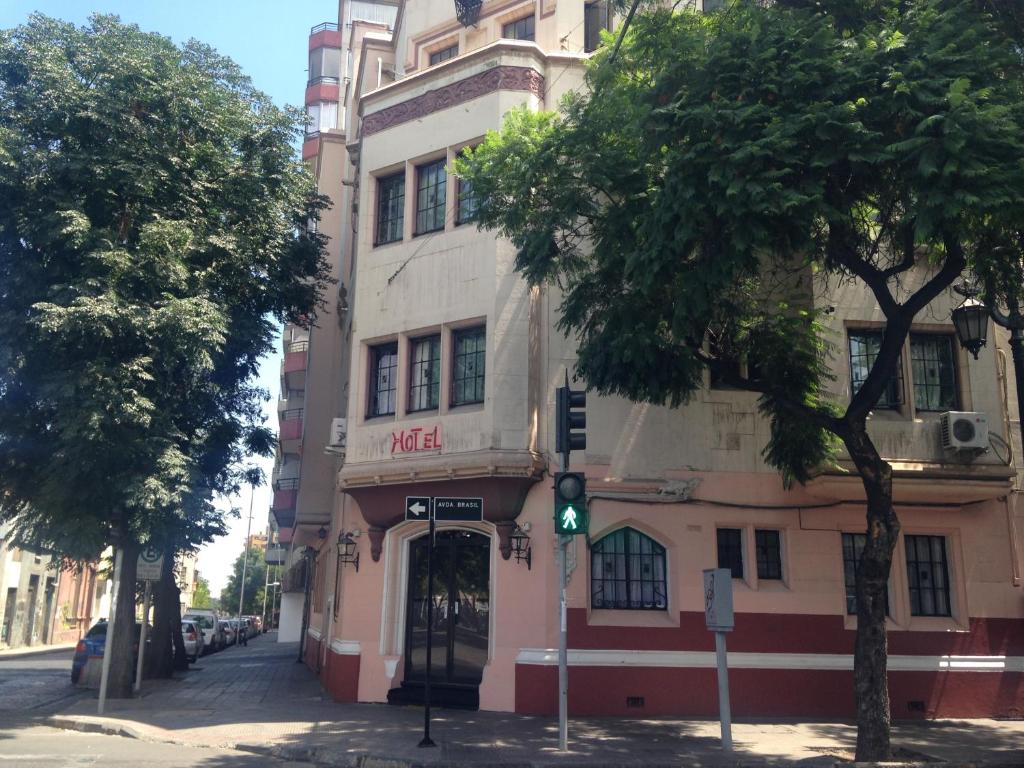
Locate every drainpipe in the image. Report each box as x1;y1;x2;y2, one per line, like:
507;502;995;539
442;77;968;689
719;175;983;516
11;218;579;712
297;548;313;664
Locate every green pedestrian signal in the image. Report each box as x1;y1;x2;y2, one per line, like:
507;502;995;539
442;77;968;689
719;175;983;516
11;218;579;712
554;472;587;535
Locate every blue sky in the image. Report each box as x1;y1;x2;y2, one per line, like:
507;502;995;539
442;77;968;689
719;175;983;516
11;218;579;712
1;1;332;596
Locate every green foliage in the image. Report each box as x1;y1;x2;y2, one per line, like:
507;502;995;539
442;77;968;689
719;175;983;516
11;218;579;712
191;576;213;609
220;545;268;617
0;14;331;559
458;0;1024;483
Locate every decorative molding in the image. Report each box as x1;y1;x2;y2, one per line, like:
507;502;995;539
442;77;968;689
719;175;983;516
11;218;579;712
330;639;361;655
514;648;1024;673
306;627;322;641
362;66;544;136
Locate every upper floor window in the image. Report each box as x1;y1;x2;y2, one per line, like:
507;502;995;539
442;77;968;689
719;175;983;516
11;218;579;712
415;160;447;235
429;45;458;65
368;342;398;417
451;326;486;406
306;101;338;134
755;529;782;580
584;2;609;53
409;335;441;412
848;330;903;409
905;534;951;617
591;527;667;610
456;154;479;225
503;15;535;41
910;334;958;411
376;173;405;246
309;46;341;84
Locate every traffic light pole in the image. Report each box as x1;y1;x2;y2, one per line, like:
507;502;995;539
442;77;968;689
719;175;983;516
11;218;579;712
558;449;569;751
419;501;436;748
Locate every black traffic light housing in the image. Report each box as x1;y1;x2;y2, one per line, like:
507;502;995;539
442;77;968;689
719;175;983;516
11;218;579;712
555;374;586;463
554;471;588;535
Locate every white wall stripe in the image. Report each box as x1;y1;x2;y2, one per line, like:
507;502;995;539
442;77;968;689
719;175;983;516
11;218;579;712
307;627;322;641
514;648;1024;673
330;639;361;655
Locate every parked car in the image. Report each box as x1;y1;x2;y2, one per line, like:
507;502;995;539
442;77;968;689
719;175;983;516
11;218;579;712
218;619;236;647
71;620;152;685
240;617;253;640
181;620;202;663
182;609;221;653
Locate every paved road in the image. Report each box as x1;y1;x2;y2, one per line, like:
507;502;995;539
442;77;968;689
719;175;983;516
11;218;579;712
0;648;88;713
0;722;313;767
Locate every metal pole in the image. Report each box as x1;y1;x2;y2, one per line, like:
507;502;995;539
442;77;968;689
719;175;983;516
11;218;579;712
98;546;123;715
1007;328;1024;450
238;485;255;640
714;631;733;751
134;581;150;694
558;449;569;751
261;557;271;631
419;503;436;748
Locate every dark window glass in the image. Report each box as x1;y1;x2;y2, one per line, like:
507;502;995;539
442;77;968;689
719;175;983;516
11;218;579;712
716;528;744;579
584;2;609;53
591;528;667;610
451;327;485;406
409;335;441;412
503;15;535;41
369;343;398;417
842;533;891;616
456;174;479;225
376;173;405;245
415;160;446;235
849;330;903;408
910;334;958;411
429;45;458;65
755;529;782;580
905;535;952;617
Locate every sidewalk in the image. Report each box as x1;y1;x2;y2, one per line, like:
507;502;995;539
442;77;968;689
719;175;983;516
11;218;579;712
0;641;77;659
49;635;1024;767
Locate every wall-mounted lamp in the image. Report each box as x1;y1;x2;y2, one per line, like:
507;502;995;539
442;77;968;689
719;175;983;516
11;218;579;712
454;0;483;27
509;523;532;570
337;530;360;572
317;525;327;540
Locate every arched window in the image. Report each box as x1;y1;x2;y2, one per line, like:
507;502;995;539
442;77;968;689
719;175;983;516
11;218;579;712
591;528;667;610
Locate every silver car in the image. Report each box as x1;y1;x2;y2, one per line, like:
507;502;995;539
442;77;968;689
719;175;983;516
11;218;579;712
181;620;202;662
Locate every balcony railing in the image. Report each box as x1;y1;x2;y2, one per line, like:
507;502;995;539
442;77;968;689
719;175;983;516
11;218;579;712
274;477;300;491
287;340;309;354
307;76;341;87
310;21;339;34
281;408;304;422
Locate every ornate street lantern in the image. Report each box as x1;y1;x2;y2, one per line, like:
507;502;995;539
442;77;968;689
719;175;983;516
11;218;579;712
509;524;532;570
952;296;989;359
337;531;360;572
454;0;483;27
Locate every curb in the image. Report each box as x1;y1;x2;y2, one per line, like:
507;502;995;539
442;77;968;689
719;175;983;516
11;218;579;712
45;716;1021;768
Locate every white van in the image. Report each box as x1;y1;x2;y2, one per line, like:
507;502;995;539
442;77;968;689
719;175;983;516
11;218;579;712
182;609;221;653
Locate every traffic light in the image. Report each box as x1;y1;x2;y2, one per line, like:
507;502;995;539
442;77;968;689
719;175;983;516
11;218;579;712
555;382;586;461
554;471;587;535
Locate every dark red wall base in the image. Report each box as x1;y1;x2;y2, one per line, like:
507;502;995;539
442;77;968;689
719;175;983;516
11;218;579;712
514;664;1023;720
324;649;360;702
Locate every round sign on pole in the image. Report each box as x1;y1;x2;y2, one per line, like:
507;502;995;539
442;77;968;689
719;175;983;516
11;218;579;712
137;547;164;581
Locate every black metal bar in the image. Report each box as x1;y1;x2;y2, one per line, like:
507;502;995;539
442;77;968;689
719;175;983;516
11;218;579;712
1008;329;1024;454
419;502;436;748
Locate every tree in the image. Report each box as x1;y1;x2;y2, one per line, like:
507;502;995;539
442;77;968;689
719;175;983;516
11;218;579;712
220;545;268;618
0;15;330;696
457;1;1024;759
192;576;213;609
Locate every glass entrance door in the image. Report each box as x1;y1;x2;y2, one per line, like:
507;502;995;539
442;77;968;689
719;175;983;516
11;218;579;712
405;530;490;687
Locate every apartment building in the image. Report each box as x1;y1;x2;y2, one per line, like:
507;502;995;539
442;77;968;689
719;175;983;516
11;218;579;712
273;0;1024;719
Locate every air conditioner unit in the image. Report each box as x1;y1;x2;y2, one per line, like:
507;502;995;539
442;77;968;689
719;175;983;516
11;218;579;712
940;411;989;452
326;417;347;456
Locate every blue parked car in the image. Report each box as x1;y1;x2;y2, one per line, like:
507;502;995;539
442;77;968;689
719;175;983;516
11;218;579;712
71;620;151;684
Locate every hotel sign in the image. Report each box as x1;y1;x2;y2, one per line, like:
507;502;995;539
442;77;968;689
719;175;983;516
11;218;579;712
391;425;441;454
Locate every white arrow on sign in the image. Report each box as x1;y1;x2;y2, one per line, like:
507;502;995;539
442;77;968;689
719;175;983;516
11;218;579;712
410;501;426;516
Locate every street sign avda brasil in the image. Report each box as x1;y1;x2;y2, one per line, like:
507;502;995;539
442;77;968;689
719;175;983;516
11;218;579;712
434;497;483;522
553;472;587;535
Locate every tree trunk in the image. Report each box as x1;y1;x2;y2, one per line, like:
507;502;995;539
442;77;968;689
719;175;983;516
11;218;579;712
844;426;900;762
148;546;184;678
108;540;139;698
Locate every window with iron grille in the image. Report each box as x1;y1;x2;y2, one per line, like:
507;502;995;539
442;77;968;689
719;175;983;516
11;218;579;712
910;334;958;412
848;330;903;408
591;528;667;610
368;343;398;417
755;529;782;580
451;327;485;406
905;535;952;617
716;528;744;579
376;173;405;245
415;160;446;235
429;44;458;65
503;15;535;41
842;533;890;616
408;335;441;412
584;2;609;53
